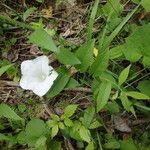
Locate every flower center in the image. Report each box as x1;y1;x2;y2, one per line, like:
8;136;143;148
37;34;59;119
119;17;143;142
37;73;47;82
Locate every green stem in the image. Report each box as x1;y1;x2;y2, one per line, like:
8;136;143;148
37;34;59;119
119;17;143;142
0;15;34;30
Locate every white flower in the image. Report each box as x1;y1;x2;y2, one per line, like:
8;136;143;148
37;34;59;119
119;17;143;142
20;55;58;97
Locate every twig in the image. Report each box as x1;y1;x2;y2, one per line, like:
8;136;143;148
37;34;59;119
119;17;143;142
64;137;75;150
0;15;33;30
39;97;53;117
65;87;92;93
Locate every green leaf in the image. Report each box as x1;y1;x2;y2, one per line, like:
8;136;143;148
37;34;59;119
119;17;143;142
86;142;94;150
125;91;150;100
23;7;37;21
65;78;80;89
75;39;95;72
26;118;47;138
64;118;73;127
90;50;109;77
0;103;23;121
79;126;91;143
64;104;78;118
25;118;48;146
118;64;131;86
103;4;140;51
0;64;13;77
106;101;120;114
120;92;132;112
87;0;99;40
29;29;58;52
51;125;59;138
94;80;112;112
35;136;47;150
49;140;62;150
122;24;150;64
134;102;150;111
141;0;150;12
102;0;123;18
104;141;120;149
36;0;44;3
143;56;150;67
109;45;123;59
47;69;70;98
0;133;15;143
120;139;138;150
56;48;81;65
137;80;150;97
89;120;102;129
83;106;95;128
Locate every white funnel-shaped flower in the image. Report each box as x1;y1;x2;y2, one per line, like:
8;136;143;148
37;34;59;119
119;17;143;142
20;56;58;97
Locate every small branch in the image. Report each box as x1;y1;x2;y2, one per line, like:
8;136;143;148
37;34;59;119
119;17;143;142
65;87;92;93
0;15;33;30
64;137;75;150
39;97;53;117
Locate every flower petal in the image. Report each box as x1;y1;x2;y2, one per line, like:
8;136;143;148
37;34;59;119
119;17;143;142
33;55;50;76
32;70;58;97
21;60;33;76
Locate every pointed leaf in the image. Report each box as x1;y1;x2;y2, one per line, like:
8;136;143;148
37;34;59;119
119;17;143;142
118;64;131;86
95;80;112;112
0;103;23;121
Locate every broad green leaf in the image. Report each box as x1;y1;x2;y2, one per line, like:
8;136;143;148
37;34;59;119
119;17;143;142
90;50;109;77
51;125;59;138
89;120;102;129
64;104;78;118
95;80;112;112
0;64;13;77
120;92;132;112
137;80;150;96
49;140;62;150
29;29;58;52
118;64;131;86
122;24;150;64
56;48;81;65
126;91;150;100
109;45;123;59
25;118;48;146
102;0;123;18
104;141;120;149
143;56;150;67
141;0;150;12
69;121;82;141
76;39;95;72
79;126;91;143
106;101;120;114
47;120;57;128
86;142;94;150
26;119;47;138
132;0;150;12
122;44;142;62
120;139;138;150
64;118;73;127
83;106;95;128
65;78;80;89
23;7;37;21
0;133;15;143
47;69;70;98
0;103;23;121
35;136;47;150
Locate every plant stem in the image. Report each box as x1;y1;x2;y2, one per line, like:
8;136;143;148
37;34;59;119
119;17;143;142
0;15;34;30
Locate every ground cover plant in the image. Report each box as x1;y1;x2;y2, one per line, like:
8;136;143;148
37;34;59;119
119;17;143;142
0;0;150;149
